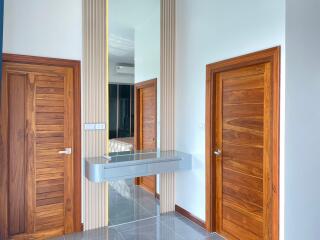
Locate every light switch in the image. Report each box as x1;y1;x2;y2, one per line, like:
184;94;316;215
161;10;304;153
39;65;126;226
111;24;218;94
95;123;106;130
84;123;106;131
84;123;96;130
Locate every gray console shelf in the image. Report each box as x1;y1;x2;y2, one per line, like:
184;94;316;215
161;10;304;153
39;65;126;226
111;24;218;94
85;150;192;183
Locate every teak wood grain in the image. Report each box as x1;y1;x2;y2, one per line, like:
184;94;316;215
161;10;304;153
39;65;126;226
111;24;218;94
8;73;27;236
0;66;9;240
26;73;36;234
205;47;280;240
134;79;157;195
0;54;81;240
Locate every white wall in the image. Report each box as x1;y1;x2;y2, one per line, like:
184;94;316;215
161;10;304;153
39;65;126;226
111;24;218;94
109;59;134;84
285;1;320;239
175;0;285;226
134;2;161;149
134;8;160;84
3;0;82;60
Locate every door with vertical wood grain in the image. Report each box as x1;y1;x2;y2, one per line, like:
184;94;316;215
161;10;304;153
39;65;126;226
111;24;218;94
1;60;76;239
134;79;157;194
206;48;280;240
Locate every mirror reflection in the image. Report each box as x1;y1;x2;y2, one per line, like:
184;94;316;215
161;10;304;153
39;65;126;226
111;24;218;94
108;0;160;226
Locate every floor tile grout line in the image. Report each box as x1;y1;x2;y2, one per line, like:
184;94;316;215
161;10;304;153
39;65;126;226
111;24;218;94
115;229;126;240
112;214;186;240
112;215;183;240
115;217;185;240
109;215;159;229
109;205;158;227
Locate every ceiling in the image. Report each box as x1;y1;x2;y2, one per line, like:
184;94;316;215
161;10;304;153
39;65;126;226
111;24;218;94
108;0;159;64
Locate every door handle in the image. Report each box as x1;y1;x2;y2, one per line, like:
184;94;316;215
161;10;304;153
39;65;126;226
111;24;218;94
58;148;72;155
214;148;222;156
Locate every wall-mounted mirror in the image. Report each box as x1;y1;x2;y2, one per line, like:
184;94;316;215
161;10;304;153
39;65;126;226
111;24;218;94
108;0;160;226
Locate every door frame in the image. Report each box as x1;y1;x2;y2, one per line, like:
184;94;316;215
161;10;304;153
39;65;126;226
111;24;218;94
0;54;82;239
205;47;280;239
134;79;157;194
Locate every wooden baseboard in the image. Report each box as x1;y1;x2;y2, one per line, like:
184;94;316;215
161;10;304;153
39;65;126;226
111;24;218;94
175;205;206;229
155;193;205;229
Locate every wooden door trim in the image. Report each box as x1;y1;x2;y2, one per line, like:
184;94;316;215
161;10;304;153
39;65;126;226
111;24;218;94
0;54;82;239
134;78;157;151
134;79;157;195
0;61;9;239
205;47;280;239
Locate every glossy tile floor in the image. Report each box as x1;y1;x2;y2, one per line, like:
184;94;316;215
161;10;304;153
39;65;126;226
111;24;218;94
51;180;223;239
53;213;223;240
108;179;160;226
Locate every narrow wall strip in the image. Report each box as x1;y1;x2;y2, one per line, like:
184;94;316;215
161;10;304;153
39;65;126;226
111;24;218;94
82;0;108;230
160;0;176;213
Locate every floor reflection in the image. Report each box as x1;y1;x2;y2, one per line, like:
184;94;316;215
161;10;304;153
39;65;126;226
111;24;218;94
109;179;160;226
51;180;224;239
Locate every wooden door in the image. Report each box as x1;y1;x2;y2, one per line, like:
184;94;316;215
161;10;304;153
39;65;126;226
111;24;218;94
0;55;81;240
134;79;157;194
206;48;280;240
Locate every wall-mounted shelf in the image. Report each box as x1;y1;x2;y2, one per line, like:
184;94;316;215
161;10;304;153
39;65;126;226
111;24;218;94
85;150;192;182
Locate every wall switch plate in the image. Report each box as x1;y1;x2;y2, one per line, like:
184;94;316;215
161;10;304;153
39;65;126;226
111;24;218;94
95;123;106;130
84;123;106;131
84;123;96;130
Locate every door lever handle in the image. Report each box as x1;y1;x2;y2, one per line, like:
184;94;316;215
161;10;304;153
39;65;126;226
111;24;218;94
58;148;72;155
214;149;222;156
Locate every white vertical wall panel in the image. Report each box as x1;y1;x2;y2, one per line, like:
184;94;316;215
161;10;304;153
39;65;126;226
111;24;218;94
82;0;108;230
160;0;176;213
285;0;320;239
